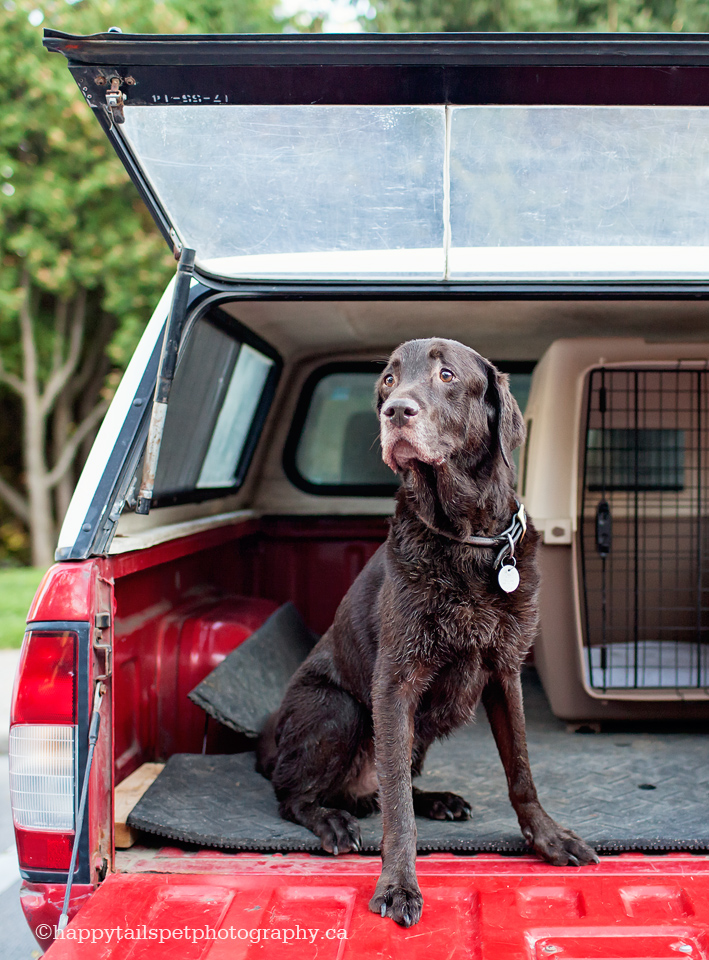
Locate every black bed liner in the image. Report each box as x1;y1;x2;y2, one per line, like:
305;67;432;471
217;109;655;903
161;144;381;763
128;669;709;855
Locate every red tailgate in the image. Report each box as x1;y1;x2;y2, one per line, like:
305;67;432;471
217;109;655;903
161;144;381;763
43;854;709;959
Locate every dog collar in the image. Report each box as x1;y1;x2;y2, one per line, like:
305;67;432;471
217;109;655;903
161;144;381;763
415;501;527;572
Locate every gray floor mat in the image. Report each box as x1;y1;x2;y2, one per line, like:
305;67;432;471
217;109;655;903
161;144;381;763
188;603;317;738
129;670;709;854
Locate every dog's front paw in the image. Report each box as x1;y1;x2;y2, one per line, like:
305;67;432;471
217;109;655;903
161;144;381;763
369;877;423;927
413;788;472;821
314;809;361;855
523;817;599;866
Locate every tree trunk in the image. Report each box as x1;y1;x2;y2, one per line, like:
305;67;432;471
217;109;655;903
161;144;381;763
19;276;55;567
24;396;55;567
0;279;104;566
75;310;112;474
52;386;74;529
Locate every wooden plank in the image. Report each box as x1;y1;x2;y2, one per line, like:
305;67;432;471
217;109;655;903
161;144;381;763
114;762;165;849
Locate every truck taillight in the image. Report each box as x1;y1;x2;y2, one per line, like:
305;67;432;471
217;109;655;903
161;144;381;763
10;630;78;872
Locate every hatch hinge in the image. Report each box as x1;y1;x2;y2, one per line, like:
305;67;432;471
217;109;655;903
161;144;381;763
105;76;126;125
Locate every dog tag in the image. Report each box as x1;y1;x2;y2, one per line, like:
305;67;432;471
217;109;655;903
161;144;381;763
498;562;520;593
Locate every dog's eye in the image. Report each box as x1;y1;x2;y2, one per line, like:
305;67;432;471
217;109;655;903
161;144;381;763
440;369;455;383
383;374;395;387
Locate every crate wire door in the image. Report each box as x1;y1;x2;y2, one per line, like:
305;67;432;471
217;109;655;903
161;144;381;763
579;366;709;691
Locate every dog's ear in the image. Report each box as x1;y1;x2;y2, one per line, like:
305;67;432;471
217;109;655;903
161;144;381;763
484;366;526;470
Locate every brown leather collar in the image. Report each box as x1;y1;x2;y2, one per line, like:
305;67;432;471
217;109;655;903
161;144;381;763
415;501;527;570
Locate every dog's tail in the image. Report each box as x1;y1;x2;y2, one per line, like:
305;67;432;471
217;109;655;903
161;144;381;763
255;710;279;779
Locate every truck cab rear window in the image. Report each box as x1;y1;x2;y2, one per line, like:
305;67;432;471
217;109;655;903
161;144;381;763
289;366;396;495
286;362;534;496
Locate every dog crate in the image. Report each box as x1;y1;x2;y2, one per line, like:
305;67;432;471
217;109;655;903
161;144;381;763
524;339;709;722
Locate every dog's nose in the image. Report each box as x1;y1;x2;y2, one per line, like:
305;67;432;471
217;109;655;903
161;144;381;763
382;398;420;427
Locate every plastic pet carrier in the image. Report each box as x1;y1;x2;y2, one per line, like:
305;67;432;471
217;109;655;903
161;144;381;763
524;338;709;722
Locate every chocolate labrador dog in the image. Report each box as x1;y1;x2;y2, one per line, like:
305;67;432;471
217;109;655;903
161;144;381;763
257;338;598;927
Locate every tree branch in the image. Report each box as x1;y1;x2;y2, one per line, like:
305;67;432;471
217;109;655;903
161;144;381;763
40;289;87;417
70;309;113;400
19;269;38;406
51;298;69;375
44;399;108;490
0;473;30;525
0;350;25;397
52;382;74;524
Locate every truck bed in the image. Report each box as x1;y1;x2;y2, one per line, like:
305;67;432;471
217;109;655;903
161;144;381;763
121;669;709;857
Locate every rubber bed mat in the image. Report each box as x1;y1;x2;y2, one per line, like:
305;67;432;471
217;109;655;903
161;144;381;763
128;670;709;854
188;602;317;738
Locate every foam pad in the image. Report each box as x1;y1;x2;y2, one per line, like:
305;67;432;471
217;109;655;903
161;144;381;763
188;602;316;738
129;671;709;855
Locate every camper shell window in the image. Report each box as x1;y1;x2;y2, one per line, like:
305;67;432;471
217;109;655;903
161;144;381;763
151;309;280;508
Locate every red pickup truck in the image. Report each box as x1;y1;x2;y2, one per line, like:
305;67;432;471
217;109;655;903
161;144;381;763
12;28;709;957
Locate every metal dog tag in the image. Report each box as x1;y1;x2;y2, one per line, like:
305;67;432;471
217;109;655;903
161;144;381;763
498;562;520;593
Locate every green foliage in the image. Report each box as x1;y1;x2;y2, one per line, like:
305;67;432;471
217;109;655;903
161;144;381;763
0;388;27;566
0;514;29;567
0;566;46;646
368;0;709;33
171;0;280;34
0;0;282;380
0;0;181;380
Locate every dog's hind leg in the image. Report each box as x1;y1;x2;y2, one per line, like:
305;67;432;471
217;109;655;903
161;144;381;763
255;710;279;779
410;732;472;821
412;786;472;821
351;793;379;818
270;677;373;855
280;797;362;855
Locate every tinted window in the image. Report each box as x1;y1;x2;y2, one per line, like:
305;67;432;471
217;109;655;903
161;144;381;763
152;316;276;504
296;371;394;488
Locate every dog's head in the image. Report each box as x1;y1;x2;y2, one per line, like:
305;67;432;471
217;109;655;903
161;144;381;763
376;338;525;478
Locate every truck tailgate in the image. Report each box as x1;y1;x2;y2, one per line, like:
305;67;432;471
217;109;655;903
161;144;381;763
44;853;709;958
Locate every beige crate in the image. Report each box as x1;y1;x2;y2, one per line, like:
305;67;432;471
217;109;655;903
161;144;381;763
523;338;709;722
